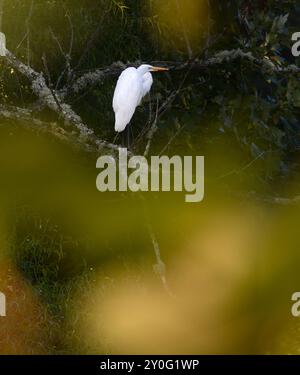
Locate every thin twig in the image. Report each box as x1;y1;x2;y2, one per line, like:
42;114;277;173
143;98;159;157
147;221;173;296
25;0;34;66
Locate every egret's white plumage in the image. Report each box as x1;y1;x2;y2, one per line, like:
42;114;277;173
113;64;168;133
140;72;153;100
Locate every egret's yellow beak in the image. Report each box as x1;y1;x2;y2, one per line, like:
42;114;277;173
151;66;169;72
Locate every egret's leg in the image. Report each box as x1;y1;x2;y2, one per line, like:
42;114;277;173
120;128;129;148
113;133;119;144
127;124;130;149
130;125;134;147
121;131;126;147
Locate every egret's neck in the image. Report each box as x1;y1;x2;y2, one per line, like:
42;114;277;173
137;65;150;76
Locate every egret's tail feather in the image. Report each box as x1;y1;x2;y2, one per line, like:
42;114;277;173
114;114;127;132
114;109;135;133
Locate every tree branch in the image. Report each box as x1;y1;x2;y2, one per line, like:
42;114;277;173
191;48;300;74
3;49;121;154
63;48;300;98
0;105;94;152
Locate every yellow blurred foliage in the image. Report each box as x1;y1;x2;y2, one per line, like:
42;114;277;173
149;0;209;54
79;205;300;354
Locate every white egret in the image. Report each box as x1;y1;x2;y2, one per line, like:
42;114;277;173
113;64;169;133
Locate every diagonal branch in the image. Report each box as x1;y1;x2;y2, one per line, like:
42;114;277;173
3;49;120;154
5;49;93;137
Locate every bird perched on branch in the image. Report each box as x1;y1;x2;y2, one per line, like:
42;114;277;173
113;64;169;133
